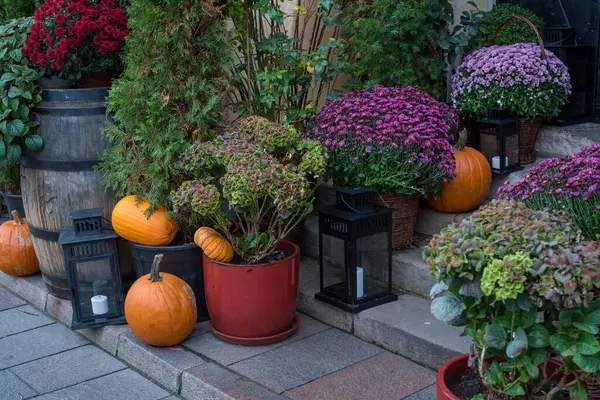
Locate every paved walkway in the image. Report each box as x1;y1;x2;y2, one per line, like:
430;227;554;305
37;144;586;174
0;283;436;400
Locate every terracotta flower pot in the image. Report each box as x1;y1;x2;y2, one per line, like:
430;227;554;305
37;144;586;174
203;240;300;346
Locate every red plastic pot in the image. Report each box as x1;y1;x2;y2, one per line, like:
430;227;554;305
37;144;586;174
203;240;300;346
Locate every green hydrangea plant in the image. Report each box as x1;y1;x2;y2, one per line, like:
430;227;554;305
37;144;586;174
424;200;600;399
171;116;326;264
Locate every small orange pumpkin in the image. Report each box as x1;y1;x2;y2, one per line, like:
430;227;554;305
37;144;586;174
124;254;196;346
427;130;491;213
197;230;234;263
112;195;177;246
0;210;40;277
193;227;217;248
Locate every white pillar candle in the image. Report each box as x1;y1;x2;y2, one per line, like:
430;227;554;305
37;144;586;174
91;295;109;315
491;156;509;169
356;267;364;298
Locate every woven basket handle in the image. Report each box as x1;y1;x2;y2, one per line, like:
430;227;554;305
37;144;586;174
491;15;547;60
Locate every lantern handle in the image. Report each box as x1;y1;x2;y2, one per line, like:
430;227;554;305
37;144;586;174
149;254;164;282
491;15;547;60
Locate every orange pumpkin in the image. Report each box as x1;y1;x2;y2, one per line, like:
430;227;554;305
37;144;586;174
202;232;234;263
428;131;491;213
124;254;196;346
112;195;177;246
193;227;217;248
0;210;39;277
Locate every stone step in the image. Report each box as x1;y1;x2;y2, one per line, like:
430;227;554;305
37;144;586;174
536;123;600;158
297;257;470;370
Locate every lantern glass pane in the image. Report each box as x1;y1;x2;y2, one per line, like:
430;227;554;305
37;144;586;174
321;234;348;303
479;131;499;166
356;232;390;300
72;257;120;320
506;133;519;167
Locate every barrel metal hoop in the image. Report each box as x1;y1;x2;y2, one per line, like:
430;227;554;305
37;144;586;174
21;156;98;171
29;225;60;242
35;107;106;116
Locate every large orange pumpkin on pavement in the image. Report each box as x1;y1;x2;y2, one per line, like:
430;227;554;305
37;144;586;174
0;211;39;277
124;254;196;346
428;131;491;213
112;195;177;246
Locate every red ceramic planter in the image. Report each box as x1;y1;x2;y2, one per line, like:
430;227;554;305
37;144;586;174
203;240;300;346
437;354;469;400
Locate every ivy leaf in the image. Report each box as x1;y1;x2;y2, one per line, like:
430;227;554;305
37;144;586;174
570;380;588;400
573;353;600;373
505;384;525;397
7;86;21;99
506;328;528;358
21;90;32;101
0;72;15;84
25;135;43;151
6;144;21;162
575;333;600;355
6;119;24;136
484;324;507;349
9;48;22;62
527;324;550;348
550;333;573;355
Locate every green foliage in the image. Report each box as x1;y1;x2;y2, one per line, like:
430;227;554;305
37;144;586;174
425;200;600;399
470;4;544;50
0;17;42;192
340;0;443;97
0;0;40;23
98;0;231;240
171;116;327;263
226;0;343;124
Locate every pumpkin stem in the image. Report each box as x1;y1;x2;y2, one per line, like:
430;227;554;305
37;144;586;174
454;129;468;152
149;254;164;282
11;210;23;225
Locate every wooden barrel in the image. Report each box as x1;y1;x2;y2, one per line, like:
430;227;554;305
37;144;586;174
21;88;133;299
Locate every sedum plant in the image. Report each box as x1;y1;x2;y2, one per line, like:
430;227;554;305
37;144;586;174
171;116;326;264
0;17;42;193
424;200;600;399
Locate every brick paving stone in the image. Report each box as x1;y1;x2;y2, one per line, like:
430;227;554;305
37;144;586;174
0;285;26;311
180;363;283;400
0;306;54;338
0;370;37;399
183;314;330;366
34;369;169;400
11;344;126;394
404;384;436;400
230;328;382;393
285;352;435;400
118;332;205;393
0;324;88;369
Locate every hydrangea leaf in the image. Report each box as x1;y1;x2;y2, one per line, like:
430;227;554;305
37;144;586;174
430;294;465;324
506;328;528;358
484;324;507;349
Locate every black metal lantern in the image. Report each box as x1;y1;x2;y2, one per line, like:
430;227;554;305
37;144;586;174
58;208;126;329
476;108;523;175
315;187;398;312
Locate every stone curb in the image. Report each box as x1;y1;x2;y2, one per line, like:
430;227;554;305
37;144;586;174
0;271;286;399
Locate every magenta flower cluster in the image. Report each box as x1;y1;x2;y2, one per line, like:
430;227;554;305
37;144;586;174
309;86;459;178
498;144;600;202
452;43;571;117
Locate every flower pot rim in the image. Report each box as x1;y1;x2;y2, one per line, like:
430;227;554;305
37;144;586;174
437;353;470;400
203;240;299;268
0;191;22;199
128;241;199;252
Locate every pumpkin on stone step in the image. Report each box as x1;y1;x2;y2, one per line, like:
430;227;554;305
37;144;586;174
0;210;40;277
112;195;177;246
427;130;491;213
124;254;196;346
194;227;234;263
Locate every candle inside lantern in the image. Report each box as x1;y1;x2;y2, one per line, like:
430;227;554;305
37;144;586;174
357;267;364;298
91;295;109;315
491;156;509;170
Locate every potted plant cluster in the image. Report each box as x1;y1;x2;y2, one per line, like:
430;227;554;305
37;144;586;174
170;116;327;345
309;85;459;247
499;144;600;241
23;0;129;88
0;17;42;216
452;42;571;164
424;200;600;399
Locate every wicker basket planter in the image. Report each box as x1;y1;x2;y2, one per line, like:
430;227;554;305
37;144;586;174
375;194;421;248
519;117;543;164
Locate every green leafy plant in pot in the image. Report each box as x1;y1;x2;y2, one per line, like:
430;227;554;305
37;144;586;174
424;200;600;399
171;116;327;345
0;17;42;204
